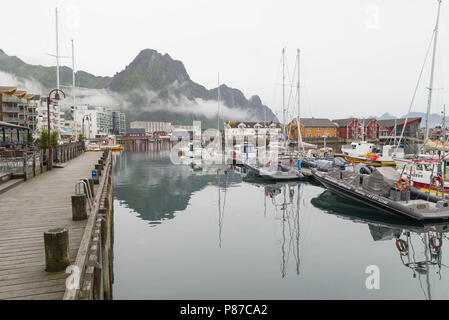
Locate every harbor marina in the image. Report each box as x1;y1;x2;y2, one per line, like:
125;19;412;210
112;144;449;299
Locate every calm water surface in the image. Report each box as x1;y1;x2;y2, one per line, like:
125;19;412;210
112;144;449;299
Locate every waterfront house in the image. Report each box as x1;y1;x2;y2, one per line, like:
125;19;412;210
224;121;282;141
363;118;380;139
378;117;422;138
299;118;338;139
332;118;362;140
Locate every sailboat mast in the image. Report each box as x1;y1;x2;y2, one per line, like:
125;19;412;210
217;72;220;132
282;48;286;136
55;7;60;90
296;49;305;152
425;0;442;141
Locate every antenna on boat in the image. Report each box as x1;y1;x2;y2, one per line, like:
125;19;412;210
425;0;442;142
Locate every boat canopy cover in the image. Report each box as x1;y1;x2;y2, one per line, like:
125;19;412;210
375;167;401;187
424;138;449;152
362;167;399;196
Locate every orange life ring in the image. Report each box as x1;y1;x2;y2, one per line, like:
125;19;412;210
396;239;409;253
396;178;410;191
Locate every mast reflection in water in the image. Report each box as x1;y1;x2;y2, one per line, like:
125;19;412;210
112;143;449;299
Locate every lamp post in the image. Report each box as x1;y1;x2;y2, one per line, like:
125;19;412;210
46;88;65;170
82;115;91;140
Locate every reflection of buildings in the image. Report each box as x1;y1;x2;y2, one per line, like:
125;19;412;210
113;144;241;224
311;189;449;300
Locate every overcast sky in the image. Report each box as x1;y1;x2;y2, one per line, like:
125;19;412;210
1;0;449;121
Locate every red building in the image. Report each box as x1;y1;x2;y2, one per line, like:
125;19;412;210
378;117;422;138
332;118;362;139
364;118;380;139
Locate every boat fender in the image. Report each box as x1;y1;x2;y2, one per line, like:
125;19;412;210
396;178;410;191
368;166;376;173
267;160;273;167
269;191;274;198
396;239;409;254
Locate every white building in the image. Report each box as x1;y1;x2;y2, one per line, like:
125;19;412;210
72;105;112;139
224;121;282;142
130;121;172;134
36;97;64;139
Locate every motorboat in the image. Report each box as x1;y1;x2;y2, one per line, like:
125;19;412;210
342;141;404;167
243;161;304;181
312;166;449;221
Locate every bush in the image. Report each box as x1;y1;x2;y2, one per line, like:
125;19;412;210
50;131;59;149
37;129;48;149
78;133;84;143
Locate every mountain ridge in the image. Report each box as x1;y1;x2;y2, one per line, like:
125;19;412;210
0;48;278;125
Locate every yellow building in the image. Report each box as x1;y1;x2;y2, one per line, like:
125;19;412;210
287;118;338;139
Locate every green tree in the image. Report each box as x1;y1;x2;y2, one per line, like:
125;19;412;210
37;129;48;149
78;133;84;143
50;131;59;149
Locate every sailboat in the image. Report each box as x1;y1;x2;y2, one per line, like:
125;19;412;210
394;0;448;195
243;49;304;180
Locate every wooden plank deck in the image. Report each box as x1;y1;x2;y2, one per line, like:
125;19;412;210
0;152;101;300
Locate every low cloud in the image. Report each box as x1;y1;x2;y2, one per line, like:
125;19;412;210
0;71;45;95
0;71;251;121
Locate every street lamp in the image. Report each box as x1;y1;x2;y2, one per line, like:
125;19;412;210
46;88;65;170
82;115;91;140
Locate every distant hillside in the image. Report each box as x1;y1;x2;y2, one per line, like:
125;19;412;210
0;49;111;89
369;112;445;128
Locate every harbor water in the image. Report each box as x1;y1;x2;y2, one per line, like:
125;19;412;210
112;143;449;299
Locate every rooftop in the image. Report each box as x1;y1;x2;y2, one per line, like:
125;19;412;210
378;117;422;128
300;118;338;127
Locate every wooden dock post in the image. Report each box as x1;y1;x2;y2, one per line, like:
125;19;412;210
95;164;102;177
72;194;87;221
44;228;70;272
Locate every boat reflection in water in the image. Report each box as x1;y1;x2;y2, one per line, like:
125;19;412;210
244;175;302;278
312;190;449;299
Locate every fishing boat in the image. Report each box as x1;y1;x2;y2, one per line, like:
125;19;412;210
312;166;449;221
342;141;404;167
394;157;449;195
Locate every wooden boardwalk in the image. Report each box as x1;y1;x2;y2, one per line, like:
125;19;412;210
0;152;101;300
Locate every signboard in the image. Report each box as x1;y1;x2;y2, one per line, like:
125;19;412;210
92;170;98;180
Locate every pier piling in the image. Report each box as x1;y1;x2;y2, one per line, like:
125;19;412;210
72;194;87;221
44;227;70;272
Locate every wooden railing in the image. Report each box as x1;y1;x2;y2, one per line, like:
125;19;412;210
63;149;114;300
